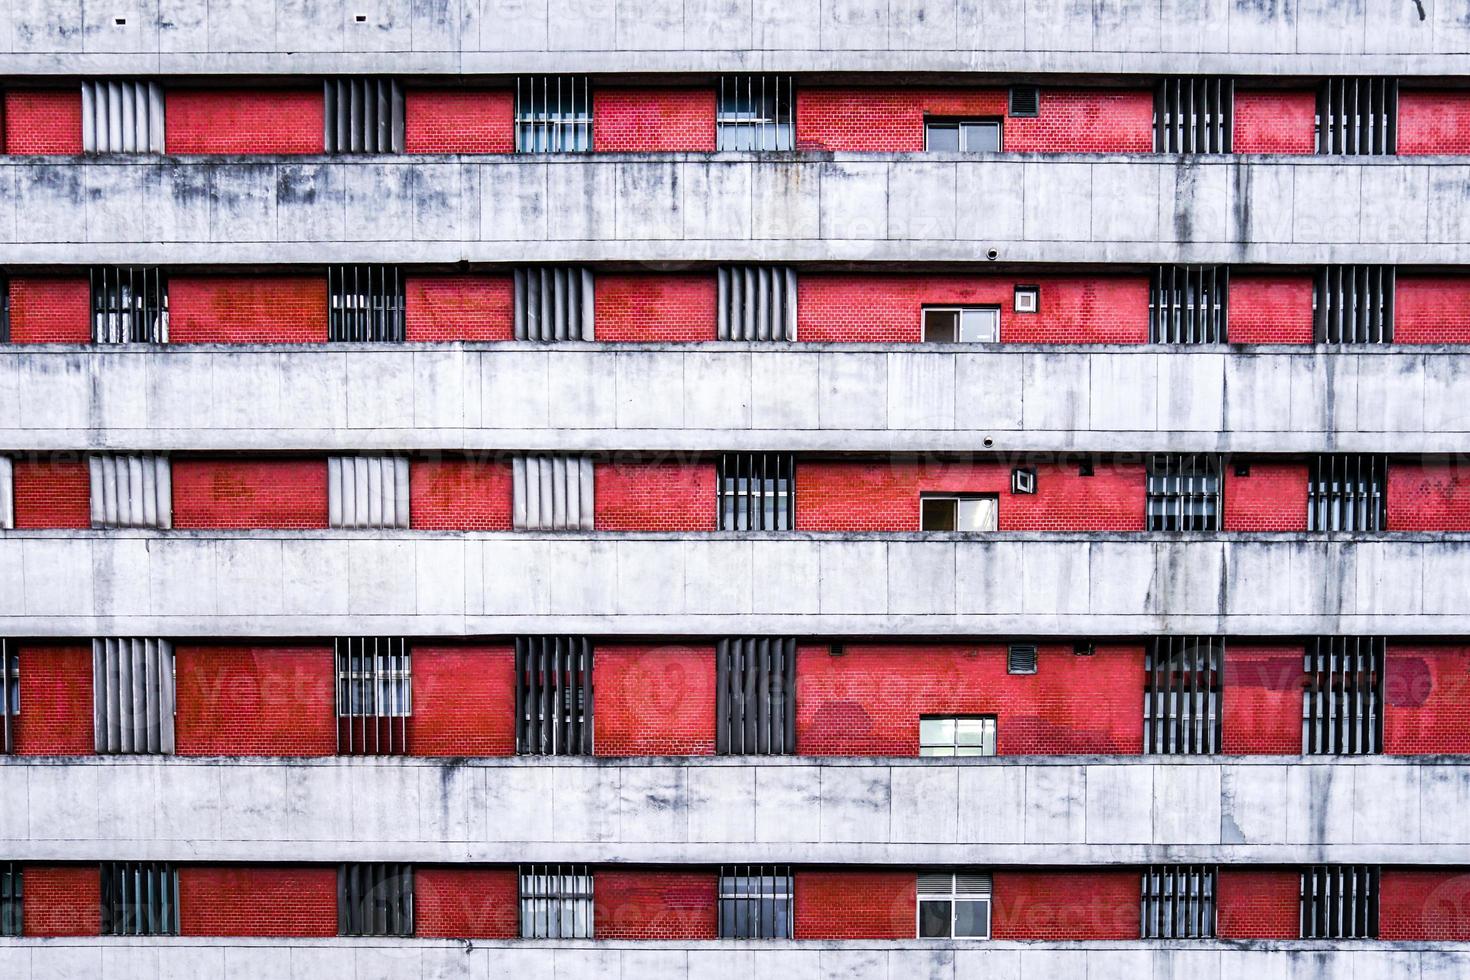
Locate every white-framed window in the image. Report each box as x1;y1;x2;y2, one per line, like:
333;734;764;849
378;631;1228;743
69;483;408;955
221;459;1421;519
919;716;997;757
920;494;998;532
917;872;992;939
924;119;1002;152
922;306;1000;343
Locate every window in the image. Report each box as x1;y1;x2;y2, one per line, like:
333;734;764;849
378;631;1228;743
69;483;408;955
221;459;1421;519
339;863;414;937
328;265;405;342
519;865;594;938
1314;266;1394;343
1006;643;1038;675
1150;265;1228;343
0;277;10;342
1008;86;1039;117
91;267;167;344
1153;77;1233;153
919;716;997;757
324;78;404;154
921;495;998;532
1308;454;1387;531
1013;285;1038;313
917;872;992;939
1146;454;1222;531
1144;637;1222;755
922;306;999;343
716;638;796;755
717;453;794;531
88;454;171;529
925;119;1001;152
516;76;592;153
1317;78;1397;155
82;81;164;153
514;266;595;341
1142;865;1216;938
335;637;411;755
328;456;411;529
0;864;18;937
101;862;177;936
1;457;14;530
716;75;794;151
717;266;798;340
513;456;595;530
93;638;174;755
1303;637;1383;756
1;640;16;755
718;866;792;939
515;636;593;756
1301;866;1379;938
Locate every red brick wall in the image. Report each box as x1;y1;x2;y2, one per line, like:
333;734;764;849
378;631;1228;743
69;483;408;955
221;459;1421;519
594;273;717;342
164;89;323;154
11;459;91;529
178;867;337;936
405;275;514;341
411;645;516;757
22;866;99;936
1380;869;1470;940
4;90;83;154
416;868;518;937
1217;869;1300;938
594;644;716;756
794;460;1146;532
169;276;328;343
174;645;336;757
409;459;513;531
594;870;718;939
1389;461;1470;530
7;277;91;343
1398;90;1470;155
1224;463;1309;531
797;274;1149;344
404;89;515;154
1221;645;1303;754
796;643;1144;756
595;461;717;531
1395;276;1470;344
1227;275;1315;343
1233;90;1317;154
172;459;329;529
593;88;716;152
14;645;93;756
794;870;913;939
1383;645;1470;755
992;870;1140;939
796;88;1153;153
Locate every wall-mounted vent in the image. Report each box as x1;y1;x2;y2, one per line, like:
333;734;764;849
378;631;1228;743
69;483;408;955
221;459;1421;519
1308;454;1387;532
328;456;410;529
717;267;797;341
328;265;405;342
0;457;12;530
89;454;171;529
91;267;167;344
1154;77;1233;153
1150;265;1228;343
1142;865;1217;938
1317;78;1397;155
515;636;593;756
717;453;794;531
515;76;592;153
335;637;411;755
339;863;414;936
513;267;595;341
1304;637;1383;756
512;455;594;531
101;862;177;935
716;638;796;756
93;638;175;755
1006;643;1038;675
82;81;164;153
1008;85;1040;117
1144;636;1222;755
1301;865;1379;938
1010;467;1037;495
324;78;404;154
1314;265;1394;344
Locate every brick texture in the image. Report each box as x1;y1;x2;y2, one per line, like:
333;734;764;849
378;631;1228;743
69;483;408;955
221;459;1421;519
7;277;91;343
1227;275;1315;343
594;273;718;342
404;89;515;153
595;461;717;531
594;870;718;939
405;275;515;341
1216;869;1300;938
14;645;94;756
1233;90;1317;154
4;90;83;154
178;867;337;936
409;458;514;531
411;645;517;757
22;866;100;936
165;89;324;154
169;276;328;343
1388;461;1470;530
795;643;1144;756
415;868;519;938
11;458;91;529
1383;645;1470;755
794;870;913;939
174;645;336;757
594;644;717;756
1380;869;1470;940
172;459;329;529
593;88;716;152
991;870;1140;939
1224;463;1309;531
1395;276;1470;344
1221;645;1303;754
1397;90;1470;155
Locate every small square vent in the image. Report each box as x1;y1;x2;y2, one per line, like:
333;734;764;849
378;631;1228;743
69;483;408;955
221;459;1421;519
1009;86;1040;117
1007;643;1038;675
1014;285;1039;313
1011;467;1037;495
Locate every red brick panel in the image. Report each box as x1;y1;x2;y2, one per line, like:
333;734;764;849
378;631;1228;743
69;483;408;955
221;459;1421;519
1395;276;1470;344
172;459;330;529
405;275;515;341
7;277;91;343
595;462;717;531
795;644;1145;756
1227;275;1315;343
174;646;336;757
594;273;718;342
1389;461;1470;531
593;88;716;152
411;646;516;757
14;645;93;756
1398;90;1470;155
4;90;83;154
594;644;716;756
165;89;324;154
11;459;91;529
178;867;337;936
169;276;328;344
1221;645;1303;754
794;870;913;939
594;870;718;939
991;870;1140;939
415;868;519;938
1224;463;1308;531
1233;90;1317;154
1380;869;1470;940
409;459;514;531
404;89;515;154
22;866;100;936
1383;645;1470;755
1217;869;1300;938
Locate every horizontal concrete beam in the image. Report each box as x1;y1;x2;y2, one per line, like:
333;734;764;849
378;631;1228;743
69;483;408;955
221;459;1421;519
1;757;1465;864
2;345;1466;454
0;155;1461;265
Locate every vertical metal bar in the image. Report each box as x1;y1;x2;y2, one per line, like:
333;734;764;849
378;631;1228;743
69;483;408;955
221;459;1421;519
715;639;730;754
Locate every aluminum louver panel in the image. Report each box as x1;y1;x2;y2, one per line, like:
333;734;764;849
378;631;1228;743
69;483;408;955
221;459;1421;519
89;454;172;529
515;76;592;153
328;456;410;529
91;267;168;344
718;866;793;939
328;265;405;342
1144;636;1222;755
0;864;18;937
1301;865;1379;938
717;75;795;151
339;863;414;936
1142;865;1216;938
324;78;404;154
101;863;177;935
1149;265;1228;343
918;873;993;895
513;456;595;531
716;637;796;755
1153;78;1233;153
1304;637;1383;755
1146;454;1222;531
513;267;595;341
515;636;593;756
93;638;175;755
717;453;794;531
81;81;164;154
1315;266;1395;343
0;457;12;530
1317;78;1397;155
1;641;15;756
1309;455;1388;532
335;637;411;755
717;267;797;340
519;865;594;939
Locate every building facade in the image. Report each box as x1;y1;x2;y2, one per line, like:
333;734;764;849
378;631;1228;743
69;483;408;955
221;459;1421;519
1;0;1470;976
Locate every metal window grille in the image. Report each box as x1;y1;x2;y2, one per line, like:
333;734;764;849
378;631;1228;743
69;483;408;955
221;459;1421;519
93;638;174;755
1317;79;1397;155
716;75;794;151
919;716;997;757
0;456;13;530
1009;86;1040;117
718;866;792;939
1007;643;1038;675
1146;454;1222;531
1;641;17;755
328;265;405;342
1149;266;1229;343
89;454;172;529
512;455;595;531
324;78;404;154
339;863;414;937
101;862;177;936
516;76;592;153
1314;266;1395;343
0;864;18;937
1303;637;1384;756
1153;78;1233;153
717;453;794;531
515;636;593;756
917;872;992;939
91;267;167;343
1142;865;1216;939
82;81;165;153
716;266;797;341
1144;636;1223;755
335;638;411;755
1309;455;1387;532
715;637;796;756
327;456;410;529
513;267;595;341
1301;865;1379;938
519;865;594;939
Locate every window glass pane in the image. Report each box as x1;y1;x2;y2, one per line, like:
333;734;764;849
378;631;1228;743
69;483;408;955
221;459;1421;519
953;899;990;937
958;308;1000;342
955;718;989;745
918;900;952;937
920;745;956;756
921;498;958;531
923;309;958;342
926;124;960;151
956;497;998;531
919;717;955;745
961;122;1001;152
